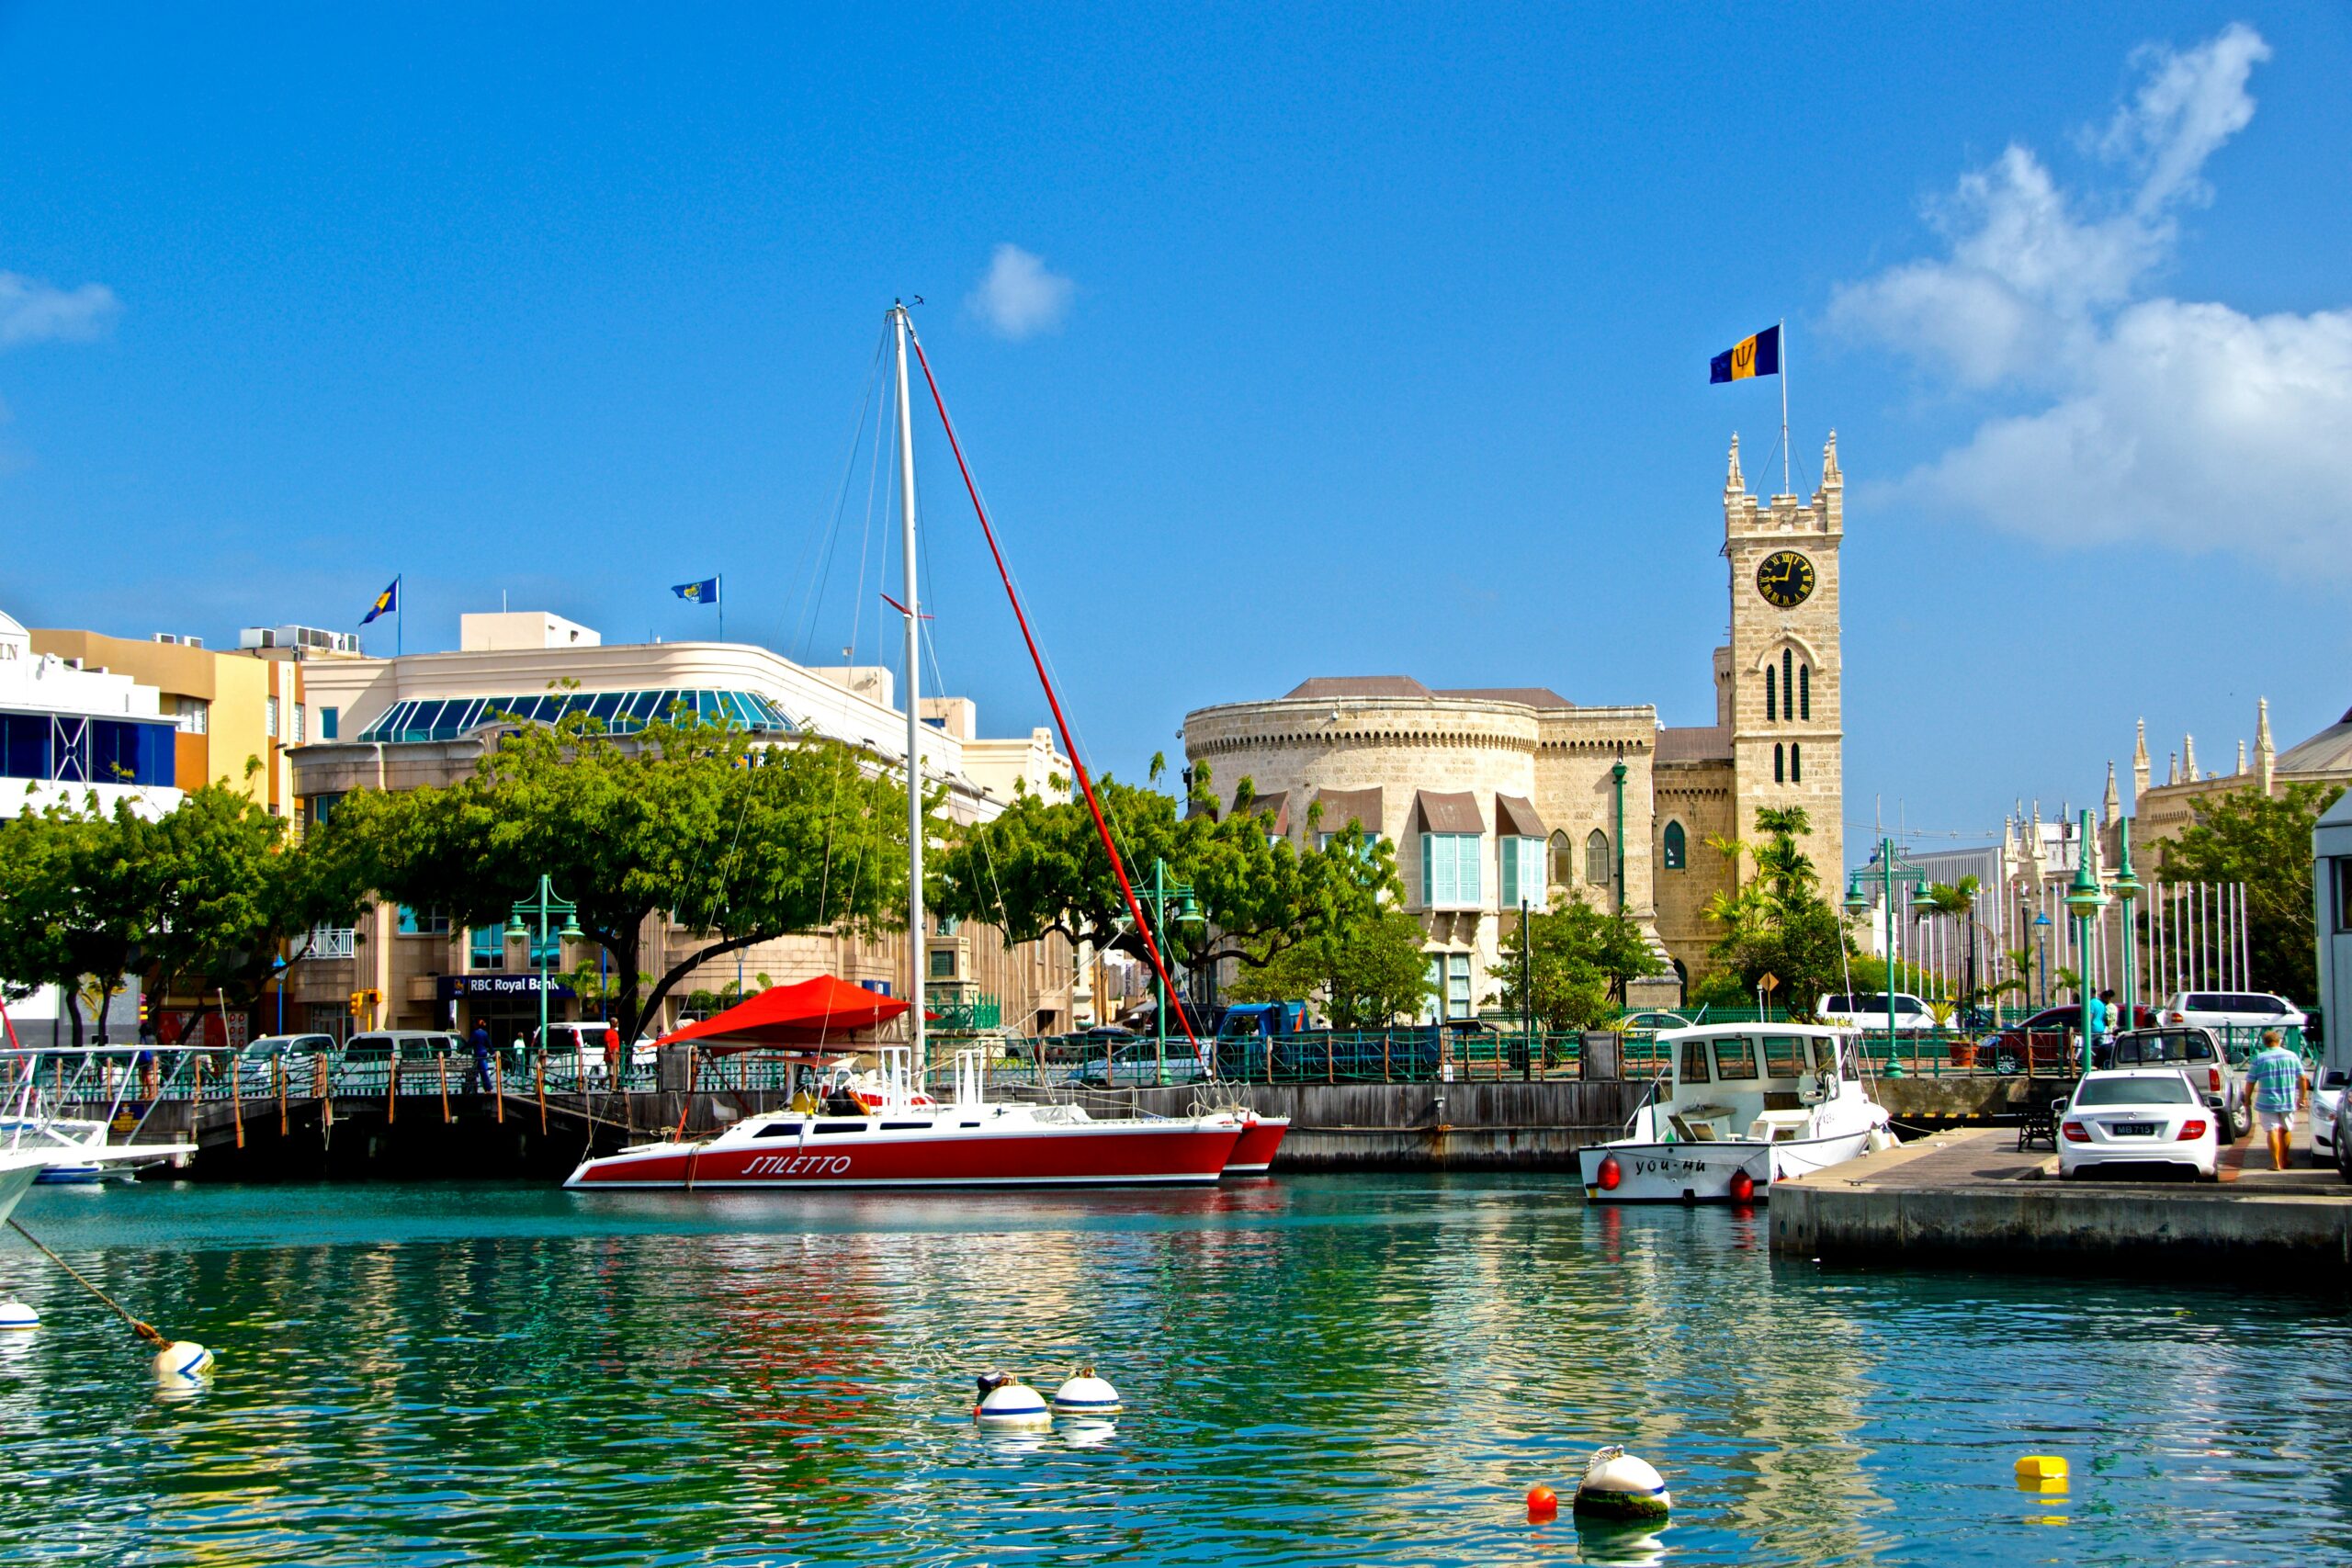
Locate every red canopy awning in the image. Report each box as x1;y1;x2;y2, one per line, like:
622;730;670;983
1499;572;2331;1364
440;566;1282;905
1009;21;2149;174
657;976;924;1053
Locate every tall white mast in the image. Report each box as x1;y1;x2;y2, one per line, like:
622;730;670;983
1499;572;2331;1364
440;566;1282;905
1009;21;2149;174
892;303;925;1072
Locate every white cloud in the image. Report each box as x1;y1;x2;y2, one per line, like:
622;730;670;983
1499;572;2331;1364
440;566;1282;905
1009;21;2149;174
1831;25;2352;576
0;271;119;347
967;243;1073;340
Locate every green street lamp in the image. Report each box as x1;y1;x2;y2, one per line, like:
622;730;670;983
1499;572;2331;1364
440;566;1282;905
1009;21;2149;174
2063;808;2110;1076
2111;818;2144;1027
1844;838;1933;1075
507;874;583;1073
1134;857;1206;1086
2032;912;2052;1009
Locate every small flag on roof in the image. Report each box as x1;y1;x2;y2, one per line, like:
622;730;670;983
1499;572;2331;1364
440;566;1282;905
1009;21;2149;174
1710;323;1781;383
672;577;719;605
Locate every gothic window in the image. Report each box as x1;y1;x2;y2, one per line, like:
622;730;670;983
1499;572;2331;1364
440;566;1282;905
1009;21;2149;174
1662;820;1687;871
1550;830;1573;886
1774;743;1785;784
1792;743;1803;783
1585;829;1611;886
1799;664;1811;722
1764;665;1776;723
1781;650;1794;721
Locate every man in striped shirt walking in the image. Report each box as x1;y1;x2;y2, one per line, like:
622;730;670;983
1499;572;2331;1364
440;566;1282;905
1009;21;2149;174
2245;1030;2309;1171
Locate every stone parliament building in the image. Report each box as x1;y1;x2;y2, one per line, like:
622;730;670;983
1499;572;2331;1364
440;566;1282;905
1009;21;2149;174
1182;433;1845;1017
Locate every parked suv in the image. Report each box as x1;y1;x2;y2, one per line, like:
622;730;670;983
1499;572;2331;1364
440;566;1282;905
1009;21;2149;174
1818;992;1939;1032
2156;991;2307;1039
2109;1025;2243;1142
341;1031;461;1066
235;1032;336;1089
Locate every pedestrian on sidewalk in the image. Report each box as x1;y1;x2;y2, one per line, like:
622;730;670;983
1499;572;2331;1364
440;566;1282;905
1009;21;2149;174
2093;989;2119;1068
466;1020;493;1096
2246;1029;2308;1170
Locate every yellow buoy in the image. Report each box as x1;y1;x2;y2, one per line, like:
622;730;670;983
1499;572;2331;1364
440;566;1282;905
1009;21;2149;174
2015;1455;2068;1486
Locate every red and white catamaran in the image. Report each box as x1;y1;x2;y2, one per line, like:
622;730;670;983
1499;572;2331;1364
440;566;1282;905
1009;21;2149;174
567;304;1283;1193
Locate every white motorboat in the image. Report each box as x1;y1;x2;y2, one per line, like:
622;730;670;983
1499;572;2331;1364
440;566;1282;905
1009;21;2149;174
0;1115;174;1185
1578;1022;1894;1203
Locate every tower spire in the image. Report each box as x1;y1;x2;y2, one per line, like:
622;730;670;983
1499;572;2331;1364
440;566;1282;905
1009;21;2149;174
1726;433;1746;495
2103;761;2120;827
2184;733;2199;781
2256;695;2276;792
2132;718;2150;804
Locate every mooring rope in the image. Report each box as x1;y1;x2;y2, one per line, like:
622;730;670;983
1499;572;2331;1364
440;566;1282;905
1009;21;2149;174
6;1218;171;1351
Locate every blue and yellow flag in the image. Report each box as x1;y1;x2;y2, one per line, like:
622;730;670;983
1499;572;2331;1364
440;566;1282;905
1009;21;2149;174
359;576;400;626
672;577;719;605
1710;323;1781;383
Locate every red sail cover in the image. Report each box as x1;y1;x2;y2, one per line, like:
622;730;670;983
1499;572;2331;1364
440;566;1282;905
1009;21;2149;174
657;976;920;1052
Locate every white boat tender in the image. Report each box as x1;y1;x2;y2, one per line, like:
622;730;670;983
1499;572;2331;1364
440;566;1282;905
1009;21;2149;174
0;1115;180;1184
1578;1022;1894;1203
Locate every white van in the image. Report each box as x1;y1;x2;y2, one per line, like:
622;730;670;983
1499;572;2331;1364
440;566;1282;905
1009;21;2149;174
1815;992;1939;1032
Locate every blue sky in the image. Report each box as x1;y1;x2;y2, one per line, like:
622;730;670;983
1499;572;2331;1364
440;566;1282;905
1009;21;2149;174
3;5;2347;861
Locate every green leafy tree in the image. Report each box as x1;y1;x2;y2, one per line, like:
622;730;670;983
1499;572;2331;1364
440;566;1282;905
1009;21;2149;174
325;712;918;1042
932;770;1398;985
1703;806;1849;1016
1488;890;1656;1032
2154;781;2346;1002
1227;908;1435;1027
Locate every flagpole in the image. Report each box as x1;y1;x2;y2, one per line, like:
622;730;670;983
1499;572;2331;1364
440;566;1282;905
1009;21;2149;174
1780;318;1790;496
717;574;724;642
397;574;404;658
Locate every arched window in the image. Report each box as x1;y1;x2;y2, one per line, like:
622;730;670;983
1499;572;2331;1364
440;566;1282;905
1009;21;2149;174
1781;650;1794;722
1791;742;1803;783
1662;820;1687;870
1549;829;1573;886
1774;742;1785;784
1799;664;1811;722
1764;664;1776;723
1585;829;1611;886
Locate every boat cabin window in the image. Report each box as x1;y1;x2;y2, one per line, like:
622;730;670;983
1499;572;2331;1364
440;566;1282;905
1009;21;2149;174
881;1121;932;1131
811;1122;866;1134
755;1123;805;1139
1761;1036;1808;1079
1810;1038;1853;1079
1679;1041;1711;1084
1712;1039;1759;1080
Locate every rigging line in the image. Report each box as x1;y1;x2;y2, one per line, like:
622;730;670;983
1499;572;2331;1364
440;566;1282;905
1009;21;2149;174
787;326;889;664
904;322;1202;1050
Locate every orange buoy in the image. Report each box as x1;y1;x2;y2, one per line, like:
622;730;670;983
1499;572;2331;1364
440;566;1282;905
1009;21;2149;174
1527;1483;1559;1519
1730;1169;1757;1203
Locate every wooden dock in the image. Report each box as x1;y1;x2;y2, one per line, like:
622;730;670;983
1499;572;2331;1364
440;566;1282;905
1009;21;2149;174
1771;1124;2352;1276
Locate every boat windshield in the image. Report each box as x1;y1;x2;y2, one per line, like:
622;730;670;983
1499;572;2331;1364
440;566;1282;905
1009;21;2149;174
1810;1037;1854;1079
1761;1036;1808;1079
1713;1038;1759;1080
1679;1041;1711;1085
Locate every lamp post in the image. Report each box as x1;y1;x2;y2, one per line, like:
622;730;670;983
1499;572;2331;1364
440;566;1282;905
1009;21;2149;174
1134;857;1204;1085
506;875;583;1066
2063;808;2110;1077
1844;838;1936;1074
2033;912;2052;1009
2111;818;2143;1029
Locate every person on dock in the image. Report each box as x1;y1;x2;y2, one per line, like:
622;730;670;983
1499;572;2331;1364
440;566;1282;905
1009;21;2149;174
467;1021;494;1097
2246;1030;2308;1170
2092;989;2118;1068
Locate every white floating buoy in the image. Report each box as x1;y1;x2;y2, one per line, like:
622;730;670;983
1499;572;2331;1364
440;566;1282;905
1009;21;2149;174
0;1301;38;1330
1573;1445;1670;1521
973;1371;1050;1428
153;1340;215;1382
1051;1366;1122;1418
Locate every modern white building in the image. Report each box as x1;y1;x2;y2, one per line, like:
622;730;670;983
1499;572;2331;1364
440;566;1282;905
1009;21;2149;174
0;605;181;819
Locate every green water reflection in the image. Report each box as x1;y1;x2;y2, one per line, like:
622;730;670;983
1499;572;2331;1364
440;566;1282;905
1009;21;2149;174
1;1177;2346;1566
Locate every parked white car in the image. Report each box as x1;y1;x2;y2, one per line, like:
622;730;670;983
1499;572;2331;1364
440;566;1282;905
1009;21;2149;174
2058;1068;2219;1181
2154;990;2307;1038
2313;1065;2349;1164
1816;992;1939;1032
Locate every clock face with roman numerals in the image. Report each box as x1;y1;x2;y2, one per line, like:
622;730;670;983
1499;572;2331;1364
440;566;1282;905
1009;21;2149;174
1755;550;1815;609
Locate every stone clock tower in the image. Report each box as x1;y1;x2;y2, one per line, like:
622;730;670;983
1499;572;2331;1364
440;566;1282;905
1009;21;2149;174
1716;431;1844;897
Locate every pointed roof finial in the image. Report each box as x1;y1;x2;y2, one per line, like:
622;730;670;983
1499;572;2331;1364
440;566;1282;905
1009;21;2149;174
2184;733;2199;780
1822;429;1840;483
2167;750;2181;786
2257;695;2275;753
2133;718;2149;767
2103;761;2120;825
1726;433;1745;493
2237;739;2248;774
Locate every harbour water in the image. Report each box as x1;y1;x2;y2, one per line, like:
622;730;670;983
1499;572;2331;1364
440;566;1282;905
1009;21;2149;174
4;1175;2349;1566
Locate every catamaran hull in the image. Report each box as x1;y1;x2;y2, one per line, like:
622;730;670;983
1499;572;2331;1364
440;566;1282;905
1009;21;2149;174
0;1158;45;1226
1225;1116;1289;1174
1577;1128;1875;1204
565;1121;1245;1191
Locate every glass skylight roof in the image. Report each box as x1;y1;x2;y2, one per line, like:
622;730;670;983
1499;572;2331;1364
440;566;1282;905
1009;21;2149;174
356;689;796;744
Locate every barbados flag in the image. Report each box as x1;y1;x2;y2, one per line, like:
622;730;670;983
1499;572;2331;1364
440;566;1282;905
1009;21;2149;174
359;576;400;626
1710;323;1781;383
672;577;719;605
